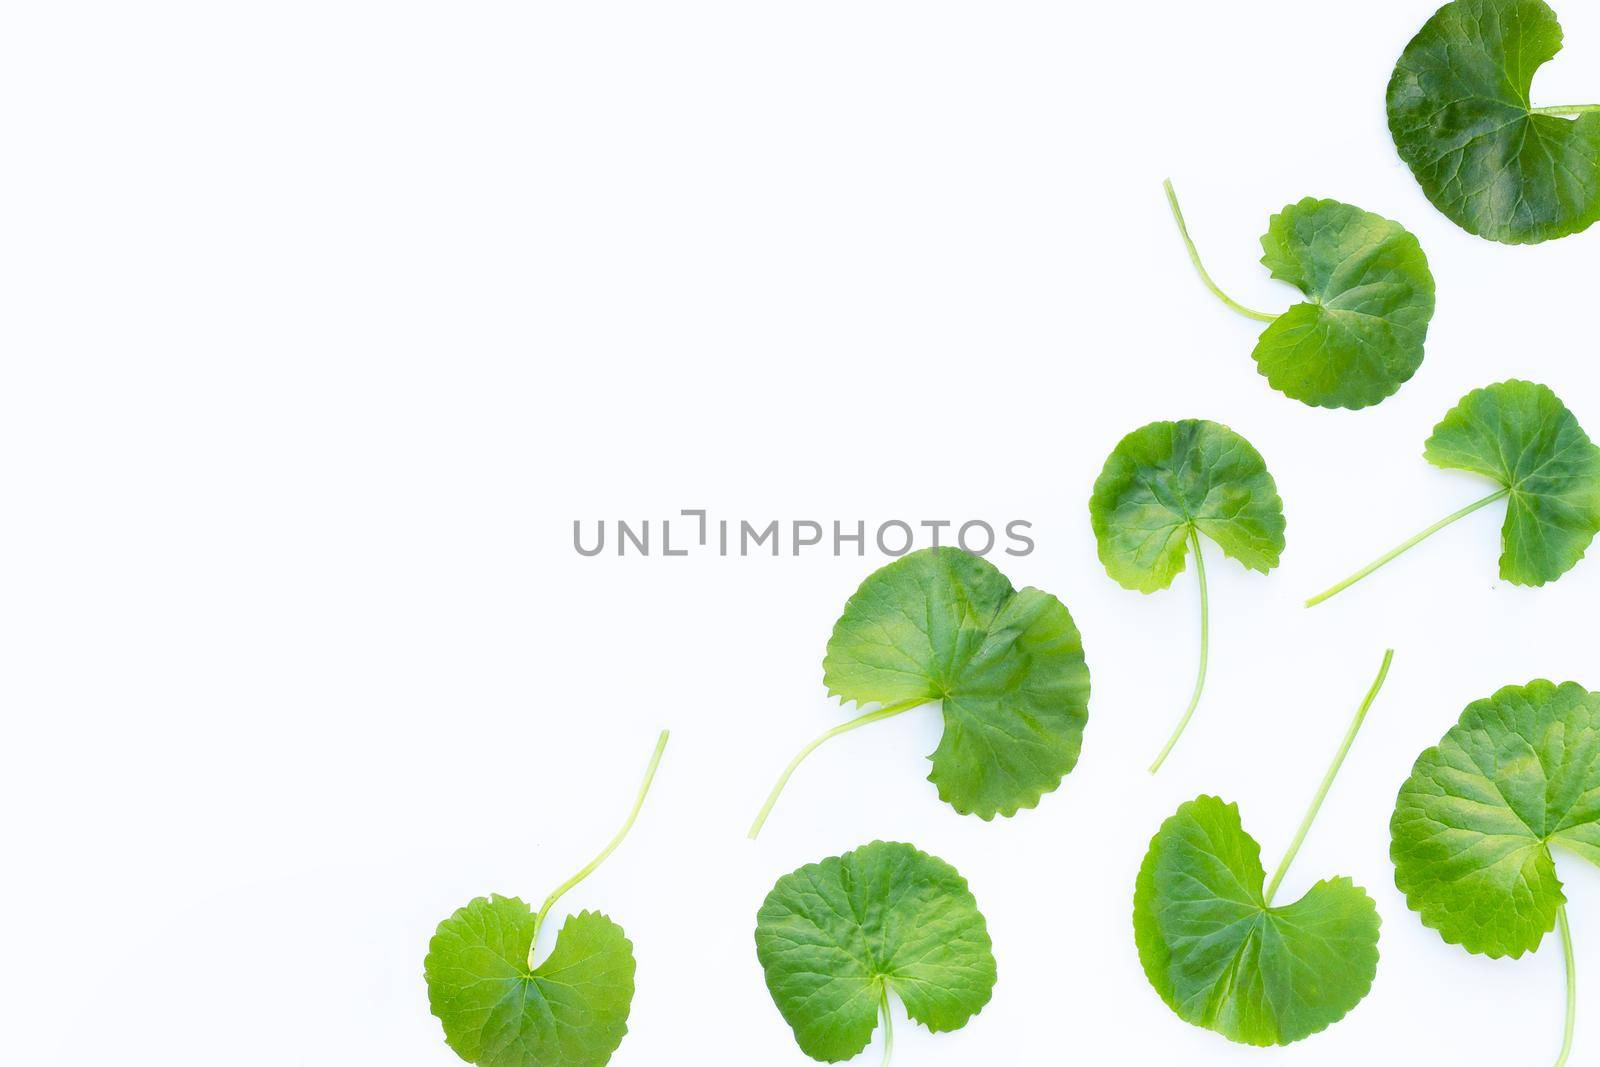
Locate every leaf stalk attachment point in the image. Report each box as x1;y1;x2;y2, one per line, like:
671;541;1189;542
1263;649;1392;906
1556;905;1575;1067
530;728;670;966
748;698;925;839
1163;178;1279;323
1149;527;1209;774
1304;488;1509;608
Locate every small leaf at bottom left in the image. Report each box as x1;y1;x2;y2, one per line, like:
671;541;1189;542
426;896;635;1067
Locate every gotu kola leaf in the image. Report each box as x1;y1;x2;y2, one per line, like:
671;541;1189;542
1088;418;1285;771
747;547;1089;836
1388;0;1600;245
755;840;996;1064
1392;680;1600;1065
1134;650;1392;1046
1306;380;1600;606
425;730;669;1067
1164;181;1435;409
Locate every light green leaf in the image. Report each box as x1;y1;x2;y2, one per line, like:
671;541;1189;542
1253;199;1434;409
1164;183;1434;409
1089;420;1285;592
1306;380;1600;606
1424;380;1600;586
1088;419;1284;770
754;841;996;1063
1133;796;1381;1046
426;900;635;1067
750;547;1089;833
1391;680;1600;958
1388;0;1600;244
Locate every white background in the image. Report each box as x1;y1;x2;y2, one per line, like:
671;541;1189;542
4;1;1599;1064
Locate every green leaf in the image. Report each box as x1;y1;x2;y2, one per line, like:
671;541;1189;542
1089;420;1285;592
1253;199;1435;409
750;547;1089;833
1425;380;1600;585
754;841;996;1063
1388;0;1600;244
426;899;636;1067
1391;680;1600;958
1088;419;1284;770
1133;797;1381;1046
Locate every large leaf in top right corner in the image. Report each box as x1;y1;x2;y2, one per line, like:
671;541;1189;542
1391;680;1600;958
1388;0;1600;244
1423;380;1600;585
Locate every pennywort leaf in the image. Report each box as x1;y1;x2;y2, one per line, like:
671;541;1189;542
1088;419;1285;771
1133;650;1392;1046
755;841;996;1064
1391;680;1600;1065
1389;0;1600;244
748;547;1090;836
1306;380;1600;606
1165;182;1435;409
424;730;669;1067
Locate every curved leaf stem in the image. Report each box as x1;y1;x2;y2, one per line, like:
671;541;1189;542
1148;527;1208;774
1304;488;1510;608
879;983;895;1067
1163;178;1279;323
1555;905;1575;1067
530;729;670;963
1531;104;1600;117
1264;649;1393;906
747;698;926;839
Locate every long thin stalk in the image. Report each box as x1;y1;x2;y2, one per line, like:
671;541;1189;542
879;984;895;1067
1304;489;1509;608
1264;649;1393;906
1149;527;1209;774
530;729;670;966
748;698;926;839
1555;905;1575;1067
1532;104;1600;117
1163;179;1279;323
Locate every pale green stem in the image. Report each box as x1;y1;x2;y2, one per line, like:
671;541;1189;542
879;984;895;1067
1304;489;1509;608
1149;527;1209;774
1555;905;1575;1067
530;729;670;966
1264;649;1393;906
748;698;925;839
1163;178;1279;323
1531;104;1600;117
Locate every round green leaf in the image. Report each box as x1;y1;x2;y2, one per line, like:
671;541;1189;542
1133;796;1381;1046
1388;0;1600;244
1391;680;1600;958
1253;198;1435;409
754;841;996;1062
822;547;1090;820
1424;380;1600;585
425;898;635;1067
1089;419;1285;592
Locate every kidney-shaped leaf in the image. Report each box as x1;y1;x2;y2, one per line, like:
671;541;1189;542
1253;199;1435;409
755;841;996;1063
1134;796;1381;1046
1090;419;1284;592
1392;680;1600;958
426;900;636;1067
750;547;1089;835
1089;419;1284;770
1425;380;1600;586
1388;0;1600;244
